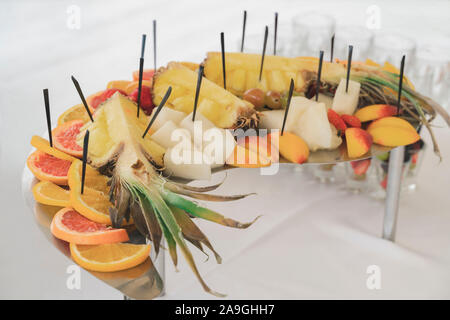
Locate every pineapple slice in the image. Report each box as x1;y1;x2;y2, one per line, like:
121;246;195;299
153;62;257;129
76;93;165;168
203;52;345;98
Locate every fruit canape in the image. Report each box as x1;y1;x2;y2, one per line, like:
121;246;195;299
27;49;448;297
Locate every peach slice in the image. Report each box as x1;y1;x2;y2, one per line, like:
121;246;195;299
354;104;398;122
125;80;152;95
268;132;309;164
367;116;418;132
106;80;132;91
236;135;279;163
132;69;155;81
226;145;271;168
367;126;420;147
345;128;373;158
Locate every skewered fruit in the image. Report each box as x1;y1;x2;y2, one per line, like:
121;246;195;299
152;62;257;129
331;78;361;115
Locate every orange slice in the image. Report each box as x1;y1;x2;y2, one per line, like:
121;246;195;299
51;208;129;245
32;181;70;207
53;120;85;158
31;135;77;162
58;104;92;126
70;242;150;272
27;150;72;185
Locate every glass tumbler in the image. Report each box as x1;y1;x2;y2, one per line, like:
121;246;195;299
334;25;373;62
410;43;450;110
344;159;372;193
372;33;416;68
291;12;335;57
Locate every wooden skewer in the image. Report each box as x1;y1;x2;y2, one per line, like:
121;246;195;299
81;130;90;195
240;10;247;52
43;89;53;147
345;45;353;93
142;86;172;138
220;32;226;89
281;79;295;136
259;26;269;81
192;65;204;122
71;76;94;122
397;55;406;115
315;51;324;101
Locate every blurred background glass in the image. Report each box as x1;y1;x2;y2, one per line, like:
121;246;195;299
291;12;335;57
334;25;373;61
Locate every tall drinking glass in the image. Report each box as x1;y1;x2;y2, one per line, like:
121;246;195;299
291;12;335;57
334;25;373;62
372;33;416;67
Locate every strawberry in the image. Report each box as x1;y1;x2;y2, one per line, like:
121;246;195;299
341;114;361;128
380;174;388;189
91;88;127;110
411;153;418;165
350;159;371;175
129;85;154;115
327;109;347;131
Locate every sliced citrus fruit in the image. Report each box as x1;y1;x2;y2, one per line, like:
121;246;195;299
51;208;129;245
31;135;76;162
57;104;92;126
32;181;70;207
27;150;72;185
68;160;112;224
53;120;85;158
70;242;150;272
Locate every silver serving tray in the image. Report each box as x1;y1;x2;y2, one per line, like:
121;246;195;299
22;143;392;299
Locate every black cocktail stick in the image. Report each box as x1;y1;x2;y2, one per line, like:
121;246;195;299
220;32;226;89
274;12;278;55
43;89;53;147
153;20;157;72
137;34;147;118
259;26;269;81
240;10;247;52
281;78;295;136
345;45;353;93
142;86;172;138
330;34;335;62
192;65;204;122
71;76;94;122
315;50;324;101
397;55;405;115
81;130;90;195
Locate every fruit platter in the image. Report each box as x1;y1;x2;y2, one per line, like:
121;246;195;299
23;49;449;299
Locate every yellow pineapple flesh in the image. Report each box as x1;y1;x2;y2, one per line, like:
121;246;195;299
203;52;345;98
152;62;257;129
76;93;165;168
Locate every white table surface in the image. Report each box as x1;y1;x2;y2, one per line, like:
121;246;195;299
1;0;449;299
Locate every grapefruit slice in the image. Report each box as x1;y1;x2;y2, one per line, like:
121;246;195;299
51;208;129;245
31;135;76;162
70;242;150;272
58;104;92;126
27;150;72;185
53;120;85;158
32;181;70;207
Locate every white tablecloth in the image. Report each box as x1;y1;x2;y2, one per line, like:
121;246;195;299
1;0;449;299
